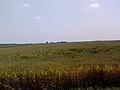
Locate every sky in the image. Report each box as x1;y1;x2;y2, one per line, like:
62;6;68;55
0;0;120;43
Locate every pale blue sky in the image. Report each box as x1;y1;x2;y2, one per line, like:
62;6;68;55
0;0;120;43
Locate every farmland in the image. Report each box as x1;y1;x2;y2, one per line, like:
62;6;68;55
0;41;120;90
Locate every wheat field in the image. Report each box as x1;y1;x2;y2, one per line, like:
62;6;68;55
0;41;120;90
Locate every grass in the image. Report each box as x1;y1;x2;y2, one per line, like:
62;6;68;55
0;41;120;90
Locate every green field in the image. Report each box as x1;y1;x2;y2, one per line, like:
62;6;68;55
0;41;120;90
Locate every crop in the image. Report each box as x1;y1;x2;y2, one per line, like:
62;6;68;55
0;41;120;90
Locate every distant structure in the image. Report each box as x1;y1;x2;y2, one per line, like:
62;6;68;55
50;41;67;44
46;42;48;44
45;41;67;44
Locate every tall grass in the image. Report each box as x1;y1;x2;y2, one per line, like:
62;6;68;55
0;64;120;90
0;41;120;90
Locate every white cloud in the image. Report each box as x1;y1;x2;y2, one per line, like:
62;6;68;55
89;3;100;8
32;16;41;21
23;3;30;7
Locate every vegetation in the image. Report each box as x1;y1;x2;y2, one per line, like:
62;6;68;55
0;41;120;90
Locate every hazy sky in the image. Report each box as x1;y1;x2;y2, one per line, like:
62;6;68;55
0;0;120;43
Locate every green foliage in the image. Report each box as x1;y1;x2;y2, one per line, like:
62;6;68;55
0;41;120;90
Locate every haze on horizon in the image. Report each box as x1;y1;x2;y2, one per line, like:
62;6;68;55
0;0;120;43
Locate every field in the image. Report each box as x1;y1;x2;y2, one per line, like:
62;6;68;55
0;41;120;90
